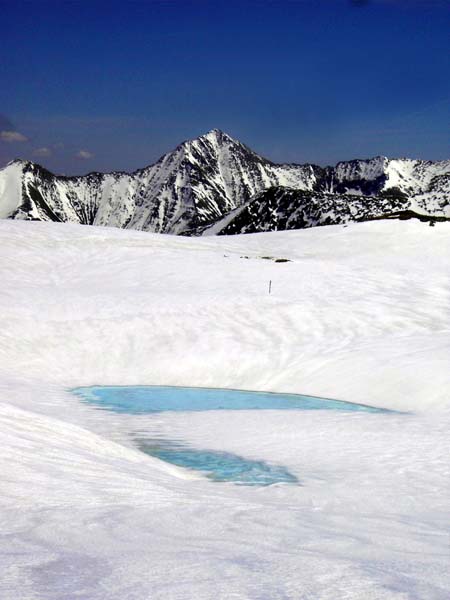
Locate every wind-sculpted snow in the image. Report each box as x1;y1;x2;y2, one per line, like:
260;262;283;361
1;219;450;599
1;129;449;234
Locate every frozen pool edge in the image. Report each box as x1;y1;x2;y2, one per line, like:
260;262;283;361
72;384;390;413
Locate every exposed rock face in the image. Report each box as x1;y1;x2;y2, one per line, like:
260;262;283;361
0;129;449;235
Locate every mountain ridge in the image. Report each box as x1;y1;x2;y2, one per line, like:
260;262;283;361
1;129;449;235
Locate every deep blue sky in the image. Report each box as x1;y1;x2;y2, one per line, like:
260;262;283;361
1;0;449;174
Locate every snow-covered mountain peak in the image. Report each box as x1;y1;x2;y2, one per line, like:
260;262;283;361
6;158;31;169
177;128;235;149
0;132;449;233
180;128;260;160
199;128;232;142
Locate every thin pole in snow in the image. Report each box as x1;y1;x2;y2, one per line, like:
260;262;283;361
269;280;272;295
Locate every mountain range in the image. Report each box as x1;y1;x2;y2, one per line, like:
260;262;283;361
1;129;449;235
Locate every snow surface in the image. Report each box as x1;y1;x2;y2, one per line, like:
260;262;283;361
1;219;449;599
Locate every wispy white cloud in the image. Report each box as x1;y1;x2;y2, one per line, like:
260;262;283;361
33;147;52;157
75;150;94;159
1;130;29;143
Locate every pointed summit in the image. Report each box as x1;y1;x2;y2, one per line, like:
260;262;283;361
199;128;234;144
205;128;224;136
177;129;244;160
6;158;30;167
177;128;235;153
204;128;227;137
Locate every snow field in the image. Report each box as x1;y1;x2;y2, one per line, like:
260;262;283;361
0;219;449;599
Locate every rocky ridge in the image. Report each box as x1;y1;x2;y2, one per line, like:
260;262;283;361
0;129;449;235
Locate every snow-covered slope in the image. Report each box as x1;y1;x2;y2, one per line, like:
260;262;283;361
1;219;449;600
1;219;449;409
0;160;23;219
1;130;448;234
